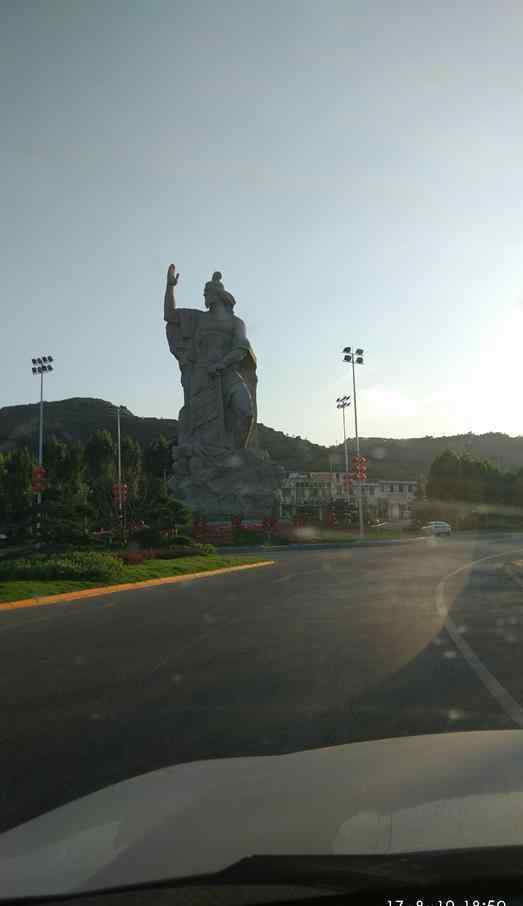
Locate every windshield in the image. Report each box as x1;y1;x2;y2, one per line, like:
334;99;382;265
3;0;523;900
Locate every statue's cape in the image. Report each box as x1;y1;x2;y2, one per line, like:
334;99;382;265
166;309;256;373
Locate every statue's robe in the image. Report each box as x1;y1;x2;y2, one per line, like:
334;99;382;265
165;308;257;451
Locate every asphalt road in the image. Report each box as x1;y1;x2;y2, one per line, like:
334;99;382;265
2;533;523;834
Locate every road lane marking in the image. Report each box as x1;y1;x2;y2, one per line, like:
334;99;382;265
0;561;275;613
504;562;523;591
272;573;295;584
436;548;523;728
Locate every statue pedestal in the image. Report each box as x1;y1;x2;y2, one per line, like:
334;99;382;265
168;447;284;519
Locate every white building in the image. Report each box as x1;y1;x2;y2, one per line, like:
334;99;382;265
281;472;418;522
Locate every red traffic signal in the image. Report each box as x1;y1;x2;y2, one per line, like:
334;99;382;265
32;465;46;480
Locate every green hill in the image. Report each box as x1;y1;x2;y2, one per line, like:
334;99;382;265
1;398;523;480
0;398;178;451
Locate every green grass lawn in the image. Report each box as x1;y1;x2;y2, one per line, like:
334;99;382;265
0;555;269;604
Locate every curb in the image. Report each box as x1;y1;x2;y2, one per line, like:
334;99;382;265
0;561;275;613
217;537;429;553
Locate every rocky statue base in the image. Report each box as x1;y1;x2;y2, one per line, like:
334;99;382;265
168;447;284;520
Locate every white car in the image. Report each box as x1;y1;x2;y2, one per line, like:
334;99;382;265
422;520;452;537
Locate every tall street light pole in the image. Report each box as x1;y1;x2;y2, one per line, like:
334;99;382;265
31;355;54;541
336;396;352;519
342;346;365;538
336;395;351;475
116;405;125;543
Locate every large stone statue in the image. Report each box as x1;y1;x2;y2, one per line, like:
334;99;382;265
164;264;257;453
164;264;282;518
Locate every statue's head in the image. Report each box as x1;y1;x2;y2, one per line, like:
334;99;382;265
204;271;236;310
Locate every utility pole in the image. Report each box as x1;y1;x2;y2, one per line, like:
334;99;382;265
342;347;365;538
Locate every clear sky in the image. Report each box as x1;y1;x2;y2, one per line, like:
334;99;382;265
2;0;523;445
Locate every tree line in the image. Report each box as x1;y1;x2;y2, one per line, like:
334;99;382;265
0;431;190;544
414;449;523;529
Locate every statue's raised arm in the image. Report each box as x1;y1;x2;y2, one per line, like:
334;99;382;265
163;263;180;323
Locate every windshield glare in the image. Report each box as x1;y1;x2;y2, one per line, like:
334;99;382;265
3;0;523;900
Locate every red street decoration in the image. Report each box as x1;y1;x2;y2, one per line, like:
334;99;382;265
32;465;47;493
112;483;128;505
351;456;368;480
231;515;243;528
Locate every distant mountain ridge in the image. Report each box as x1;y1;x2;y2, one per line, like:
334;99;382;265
1;397;523;480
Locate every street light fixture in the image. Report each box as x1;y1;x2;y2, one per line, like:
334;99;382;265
342;346;365;538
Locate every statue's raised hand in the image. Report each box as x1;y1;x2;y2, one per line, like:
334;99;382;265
166;264;179;286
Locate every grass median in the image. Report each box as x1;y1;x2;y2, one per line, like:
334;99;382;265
0;554;268;605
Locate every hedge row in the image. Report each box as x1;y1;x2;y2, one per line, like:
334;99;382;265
119;544;215;564
0;551;125;582
0;545;218;581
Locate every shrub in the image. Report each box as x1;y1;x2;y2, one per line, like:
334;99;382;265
149;547;192;560
120;551;148;565
0;551;125;582
196;543;216;555
119;545;214;563
133;528;170;548
170;534;194;546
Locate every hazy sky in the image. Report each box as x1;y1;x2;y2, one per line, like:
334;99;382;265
3;0;523;445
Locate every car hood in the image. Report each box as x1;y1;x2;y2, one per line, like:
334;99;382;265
4;730;523;898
